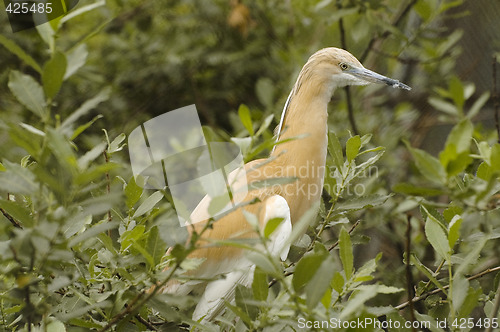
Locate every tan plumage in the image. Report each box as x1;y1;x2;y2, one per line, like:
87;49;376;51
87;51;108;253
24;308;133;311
163;47;410;322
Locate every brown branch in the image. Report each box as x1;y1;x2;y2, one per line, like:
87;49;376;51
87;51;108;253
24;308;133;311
103;149;112;236
134;314;158;331
360;0;418;63
493;55;500;144
327;220;361;251
337;2;359;135
394;265;500;311
0;207;23;229
405;214;416;331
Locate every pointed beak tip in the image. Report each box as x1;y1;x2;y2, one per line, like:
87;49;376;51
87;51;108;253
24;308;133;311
392;81;411;91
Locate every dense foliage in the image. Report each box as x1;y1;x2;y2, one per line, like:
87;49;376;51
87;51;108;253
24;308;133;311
1;0;500;331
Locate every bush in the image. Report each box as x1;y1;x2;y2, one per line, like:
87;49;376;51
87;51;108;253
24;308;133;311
1;0;499;331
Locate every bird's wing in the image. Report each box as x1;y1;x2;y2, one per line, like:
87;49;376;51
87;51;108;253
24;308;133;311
192;257;253;322
261;195;292;261
192;194;291;323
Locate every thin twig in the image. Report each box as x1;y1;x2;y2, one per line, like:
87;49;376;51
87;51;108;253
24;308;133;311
98;199;262;331
394;265;500;311
405;214;417;331
337;2;359;135
327;220;361;251
134;314;158;331
360;0;418;63
493;55;500;144
103;149;112;236
0;208;23;229
344;87;359;135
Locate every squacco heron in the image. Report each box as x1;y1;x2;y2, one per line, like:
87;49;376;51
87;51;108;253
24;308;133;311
164;47;410;322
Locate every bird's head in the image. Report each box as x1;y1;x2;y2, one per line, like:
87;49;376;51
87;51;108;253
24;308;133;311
300;47;411;92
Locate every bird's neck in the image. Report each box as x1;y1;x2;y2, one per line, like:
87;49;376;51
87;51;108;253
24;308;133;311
269;79;334;221
271;77;333;165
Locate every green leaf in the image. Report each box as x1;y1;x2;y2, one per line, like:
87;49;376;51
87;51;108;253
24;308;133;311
207;193;232;218
121;225;146;251
0;161;37;195
331;271;344;293
255;78;275;109
443;205;463;222
77;142;107;170
490;144;500;172
75;162;120;186
70;115;103;140
255;114;274;137
346;135;361;163
445;119;473;154
108;133;126;153
468;91;490;119
425;215;450;260
449;76;465;111
225;300;253;327
47;128;77;171
19;123;45;137
293;251;324;291
60;0;106;24
477;161;493;181
252;267;268;301
405;141;447;184
305;255;336;308
0;35;42;73
447;153;472;177
410;254;447;295
455;238;487;276
335;194;392;212
247;252;280;275
68;221;119;248
328;131;344;170
147;226;167;267
447;214;462;249
64;43;88;80
238;104;254;135
428;97;458;116
235;284;259;322
452;273;469;312
392;183;444;196
125;177;143;210
133;191;164;218
46;319;66;332
339;227;354;279
42;51;67;99
0;199;32;227
80;192;121;217
0;162;5;172
457;286;482;318
8;70;46;118
61;87;111;131
414;0;432;21
353;253;381;283
263;217;284;238
36;22;55;50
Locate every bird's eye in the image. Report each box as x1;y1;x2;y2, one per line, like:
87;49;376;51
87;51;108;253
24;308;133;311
339;63;349;71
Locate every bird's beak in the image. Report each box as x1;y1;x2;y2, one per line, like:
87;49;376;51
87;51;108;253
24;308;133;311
347;66;411;90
